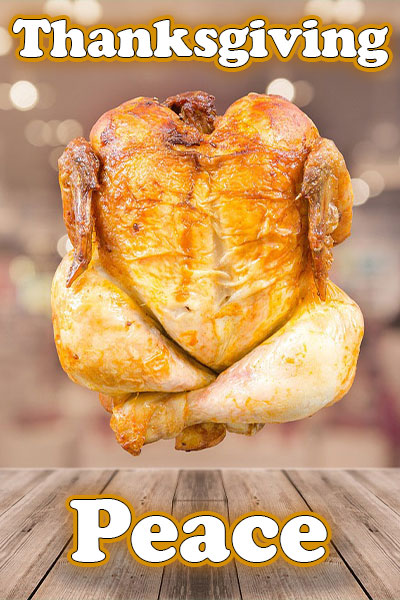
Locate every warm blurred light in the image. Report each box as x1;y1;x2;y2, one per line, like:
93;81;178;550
25;119;80;147
359;170;385;198
36;83;56;109
74;0;103;25
294;80;314;107
334;0;365;23
43;0;74;15
9;81;39;111
0;83;12;110
25;120;55;146
9;256;36;284
17;274;53;316
351;177;370;206
49;146;65;170
266;78;295;102
352;140;377;163
25;120;47;146
57;119;83;144
371;122;399;151
304;0;335;21
0;26;12;56
25;232;55;255
41;122;54;145
46;120;63;145
57;234;73;257
0;205;18;234
44;0;102;24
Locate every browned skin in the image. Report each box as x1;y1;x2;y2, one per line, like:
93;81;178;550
58;138;100;287
54;91;357;454
175;423;226;451
164;91;217;134
302;137;352;300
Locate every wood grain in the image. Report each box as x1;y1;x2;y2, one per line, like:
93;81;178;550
287;469;400;600
222;469;368;600
0;470;51;517
349;469;400;516
159;470;241;600
0;469;398;600
32;469;179;600
0;469;114;600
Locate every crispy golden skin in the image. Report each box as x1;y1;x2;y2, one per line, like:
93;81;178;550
52;91;363;455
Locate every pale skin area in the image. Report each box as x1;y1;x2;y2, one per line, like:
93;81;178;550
51;92;364;454
110;277;363;452
52;251;214;395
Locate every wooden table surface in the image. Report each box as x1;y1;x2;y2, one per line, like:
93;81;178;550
0;468;399;600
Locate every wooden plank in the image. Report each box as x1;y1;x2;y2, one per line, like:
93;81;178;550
0;469;113;600
174;470;226;501
159;470;241;600
32;469;179;600
287;469;400;600
222;469;368;600
0;469;52;516
349;469;400;516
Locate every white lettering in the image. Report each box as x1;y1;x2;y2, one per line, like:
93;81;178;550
180;515;230;564
153;19;192;58
50;19;86;58
194;28;218;58
12;18;51;58
232;515;279;563
130;515;178;563
69;498;131;564
280;515;328;563
357;27;390;68
117;28;153;58
218;27;250;68
88;28;117;58
268;27;302;58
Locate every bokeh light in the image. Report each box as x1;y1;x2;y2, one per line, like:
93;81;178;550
57;234;73;258
334;0;365;23
17;274;53;316
304;0;365;24
9;256;36;284
36;83;56;109
74;0;103;25
359;170;385;198
43;0;74;15
56;119;83;144
266;78;295;102
0;83;12;110
44;0;103;25
25;120;47;147
294;80;314;107
47;120;62;145
0;26;12;56
49;146;65;170
304;0;335;21
25;119;82;147
351;177;370;206
9;81;39;111
371;122;399;151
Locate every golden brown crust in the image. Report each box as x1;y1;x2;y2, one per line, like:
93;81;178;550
175;423;226;451
164;90;217;134
85;93;321;370
52;91;359;456
302;137;353;300
58;138;100;286
99;393;130;413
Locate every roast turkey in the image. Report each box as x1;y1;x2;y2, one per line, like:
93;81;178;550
51;91;363;454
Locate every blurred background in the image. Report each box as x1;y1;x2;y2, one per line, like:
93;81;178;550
0;0;399;468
